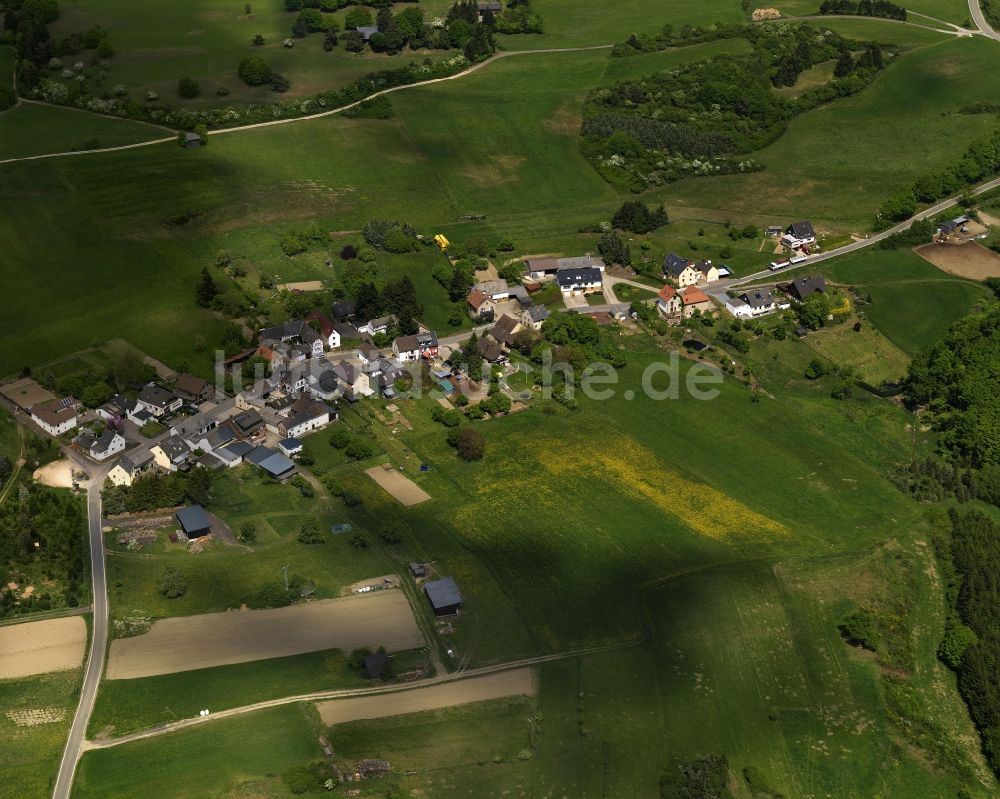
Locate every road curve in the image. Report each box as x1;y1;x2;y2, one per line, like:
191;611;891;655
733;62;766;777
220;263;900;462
51;468;110;799
969;0;1000;40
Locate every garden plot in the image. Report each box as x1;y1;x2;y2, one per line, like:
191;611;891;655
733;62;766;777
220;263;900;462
106;591;424;679
317;668;536;725
0;616;87;679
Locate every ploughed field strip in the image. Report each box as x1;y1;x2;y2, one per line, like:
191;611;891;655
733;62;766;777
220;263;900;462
316;667;537;725
106;592;423;680
365;466;431;506
0;616;87;679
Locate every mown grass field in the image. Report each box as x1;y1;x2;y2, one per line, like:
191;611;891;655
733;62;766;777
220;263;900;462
105;465;386;620
88;647;370;738
0;668;83;799
802;314;912;383
0;104;167;161
73;704;321;798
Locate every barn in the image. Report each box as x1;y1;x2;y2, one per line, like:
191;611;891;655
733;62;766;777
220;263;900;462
176;505;212;539
424;577;463;616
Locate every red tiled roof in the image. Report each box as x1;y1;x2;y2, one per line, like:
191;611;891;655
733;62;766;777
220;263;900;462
680;286;711;305
658;285;677;302
467;290;489;310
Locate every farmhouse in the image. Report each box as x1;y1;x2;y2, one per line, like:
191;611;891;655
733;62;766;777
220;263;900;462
678;286;715;318
30;397;78;436
786;275;826;301
137;384;183;418
556;266;603;296
107;448;154;487
176;505;211;539
526;255;605;280
424;576;463;616
782;220;817;249
173;373;211;403
663;253;700;287
740;288;777;317
472;279;510;301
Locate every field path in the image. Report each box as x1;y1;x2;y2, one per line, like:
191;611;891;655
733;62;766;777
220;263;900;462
82;637;639;751
316;667;536;725
0;46;611;167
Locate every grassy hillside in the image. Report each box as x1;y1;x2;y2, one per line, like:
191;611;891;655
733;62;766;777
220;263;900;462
0;104;168;161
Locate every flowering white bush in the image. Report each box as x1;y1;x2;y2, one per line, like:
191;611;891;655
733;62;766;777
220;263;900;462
146;91;158;101
283;38;294;47
73;61;84;72
48;57;62;70
61;68;73;78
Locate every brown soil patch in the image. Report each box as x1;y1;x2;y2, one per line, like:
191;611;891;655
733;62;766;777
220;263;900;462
365;465;430;506
914;242;1000;280
462;155;526;186
33;459;74;489
278;280;325;292
0;377;55;411
544;101;582;136
0;617;87;678
316;668;536;725
106;591;423;680
978;210;1000;226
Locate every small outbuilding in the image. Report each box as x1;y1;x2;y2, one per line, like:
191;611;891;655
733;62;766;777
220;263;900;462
278;437;303;457
176;505;211;539
424;576;462;616
183;131;203;149
363;651;390;680
409;561;426;578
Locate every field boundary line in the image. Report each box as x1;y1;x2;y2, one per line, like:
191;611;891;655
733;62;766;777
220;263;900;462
83;636;643;751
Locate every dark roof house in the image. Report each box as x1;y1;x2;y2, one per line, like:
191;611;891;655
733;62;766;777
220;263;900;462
786;220;816;240
174;373;211;402
663;253;692;278
490;314;521;347
787;275;826;302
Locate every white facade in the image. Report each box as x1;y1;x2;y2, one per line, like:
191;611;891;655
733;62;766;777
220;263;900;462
91;433;126;461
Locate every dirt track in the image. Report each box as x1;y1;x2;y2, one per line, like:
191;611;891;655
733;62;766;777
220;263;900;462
316;667;536;725
106;591;424;680
365;466;431;506
0;616;87;678
915;242;1000;279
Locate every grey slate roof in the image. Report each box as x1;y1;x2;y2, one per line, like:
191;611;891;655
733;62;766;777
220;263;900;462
787;220;816;239
526;305;549;323
789;275;826;300
176;505;210;533
663;253;692;278
425;577;462;610
556;266;602;288
741;289;775;309
138;384;179;410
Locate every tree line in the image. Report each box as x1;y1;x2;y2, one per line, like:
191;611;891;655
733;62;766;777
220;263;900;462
101;469;213;516
819;0;907;21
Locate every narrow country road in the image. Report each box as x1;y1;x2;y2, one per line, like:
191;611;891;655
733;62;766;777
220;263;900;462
969;0;1000;40
52;464;110;799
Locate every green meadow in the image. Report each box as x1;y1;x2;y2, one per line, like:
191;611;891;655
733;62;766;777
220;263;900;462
0;668;84;799
0;104;168;161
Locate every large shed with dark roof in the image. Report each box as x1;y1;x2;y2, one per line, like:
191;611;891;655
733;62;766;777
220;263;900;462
176;505;212;539
424;576;463;616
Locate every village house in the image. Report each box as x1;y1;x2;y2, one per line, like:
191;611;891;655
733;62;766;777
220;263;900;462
785;275;826;302
782;220;817;250
693;260;721;285
305;310;342;349
556;266;603;296
467;290;496;320
739;288;777;317
357;342;382;365
89;428;126;461
392;331;438;362
173;373;212;404
522;304;549;330
662;253;700;287
107;448;154;487
477;337;505;363
656;285;681;317
333;361;372;400
151;435;192;471
331;300;356;322
525;255;605;280
359;315;396;337
724;296;754;319
137;383;183;418
678;286;715;319
278;396;336;439
259;319;332;359
30;397;78;436
472;278;510;301
489;314;522;349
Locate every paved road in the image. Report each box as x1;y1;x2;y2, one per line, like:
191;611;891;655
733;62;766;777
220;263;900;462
711;174;1000;299
52;462;111;799
969;0;1000;40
